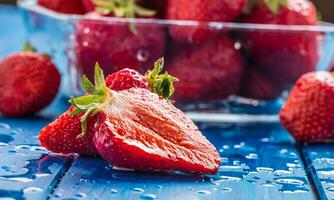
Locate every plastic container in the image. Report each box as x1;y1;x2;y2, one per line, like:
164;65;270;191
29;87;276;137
18;0;334;117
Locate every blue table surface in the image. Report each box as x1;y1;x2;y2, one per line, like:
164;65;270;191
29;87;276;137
1;5;334;200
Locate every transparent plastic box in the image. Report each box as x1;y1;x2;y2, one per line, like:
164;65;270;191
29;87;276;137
18;0;334;118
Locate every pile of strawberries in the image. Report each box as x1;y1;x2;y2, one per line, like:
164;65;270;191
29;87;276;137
37;0;321;103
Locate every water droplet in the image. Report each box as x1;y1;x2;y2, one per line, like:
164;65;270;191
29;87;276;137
327;187;334;192
245;153;258;159
156;185;163;189
275;178;304;185
15;145;30;150
1;165;10;171
140;193;157;200
53;192;62;198
31;146;47;152
8;149;18;154
133;187;144;193
221;188;232;192
0;123;10;132
197;190;211;195
23;187;43;194
0;142;9;147
256;167;273;172
261;183;275;187
137;50;150;62
110;188;118;194
35;173;51;178
75;192;87;198
219;176;242;182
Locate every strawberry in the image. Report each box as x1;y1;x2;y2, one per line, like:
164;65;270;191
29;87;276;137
70;64;221;174
167;35;244;102
280;71;334;142
83;0;95;12
243;0;320;87
167;0;247;44
37;0;86;14
75;1;165;81
39;59;176;155
0;43;60;117
239;66;284;100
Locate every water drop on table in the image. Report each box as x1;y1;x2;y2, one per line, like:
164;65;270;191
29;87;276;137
132;187;144;193
110;188;118;194
23;187;43;194
221;188;232;192
327;187;334;192
140;193;157;200
75;192;87;198
197;190;211;195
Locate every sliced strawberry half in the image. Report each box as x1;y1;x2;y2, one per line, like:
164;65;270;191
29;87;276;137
70;63;221;174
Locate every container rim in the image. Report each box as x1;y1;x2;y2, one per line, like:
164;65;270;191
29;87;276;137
18;0;334;33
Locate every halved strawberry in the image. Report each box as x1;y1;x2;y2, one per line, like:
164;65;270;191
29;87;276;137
39;59;176;155
70;64;221;174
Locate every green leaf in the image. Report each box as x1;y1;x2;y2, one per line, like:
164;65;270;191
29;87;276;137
22;42;36;52
94;63;105;90
82;75;96;94
146;57;178;99
70;107;83;116
262;0;287;14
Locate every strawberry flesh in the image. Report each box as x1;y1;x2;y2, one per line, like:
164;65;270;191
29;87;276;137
94;88;221;174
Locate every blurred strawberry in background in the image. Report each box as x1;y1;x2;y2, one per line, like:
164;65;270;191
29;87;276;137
37;0;86;14
167;35;244;102
167;0;248;44
243;0;321;87
75;0;165;81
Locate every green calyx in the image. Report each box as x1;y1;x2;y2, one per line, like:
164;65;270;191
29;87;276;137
244;0;287;15
146;58;178;100
22;42;36;52
69;63;111;139
92;0;156;18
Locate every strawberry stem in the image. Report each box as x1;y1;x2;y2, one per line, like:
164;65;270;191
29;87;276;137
69;63;111;138
146;58;178;100
92;0;156;18
22;42;36;52
244;0;287;14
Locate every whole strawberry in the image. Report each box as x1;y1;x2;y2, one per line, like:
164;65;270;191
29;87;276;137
71;64;221;174
37;0;86;14
75;1;165;81
39;59;176;155
167;35;244;102
280;72;334;142
243;0;320;86
0;43;60;117
167;0;247;44
239;66;283;100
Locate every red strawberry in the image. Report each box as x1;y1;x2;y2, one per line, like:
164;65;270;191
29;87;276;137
280;71;334;142
167;35;244;102
39;59;176;155
239;66;283;100
83;0;95;12
167;0;247;44
37;0;86;14
0;43;60;117
70;64;221;174
243;0;320;87
75;3;165;81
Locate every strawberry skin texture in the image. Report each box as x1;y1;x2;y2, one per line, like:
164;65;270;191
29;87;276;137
39;106;98;155
167;35;244;102
167;0;247;43
94;88;221;174
239;66;283;100
244;0;320;86
75;12;166;81
37;0;86;14
0;53;60;117
83;0;95;12
280;72;334;142
39;69;149;155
